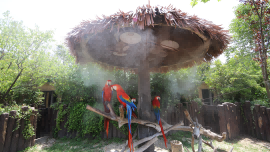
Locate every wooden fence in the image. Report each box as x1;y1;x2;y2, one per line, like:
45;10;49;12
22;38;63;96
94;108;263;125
36;101;270;142
2;101;268;152
0;106;38;152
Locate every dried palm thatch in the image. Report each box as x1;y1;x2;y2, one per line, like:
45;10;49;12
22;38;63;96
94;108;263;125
66;4;230;73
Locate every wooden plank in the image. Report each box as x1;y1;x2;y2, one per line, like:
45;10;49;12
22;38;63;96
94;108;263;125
234;102;242;135
217;105;227;136
17;106;28;151
44;108;49;135
0;113;9;152
9;117;20;152
24;108;35;149
253;105;261;139
244;101;254;136
260;106;268;140
200;105;205;127
229;103;239;139
3;111;16;152
58;105;67;138
46;92;49;108
112;124;117;138
178;103;184;125
266;108;270;142
108;122;113;139
222;103;230;140
31;110;38;146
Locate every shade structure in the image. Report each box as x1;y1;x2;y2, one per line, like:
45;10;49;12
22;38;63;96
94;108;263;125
66;3;230;152
66;5;230;73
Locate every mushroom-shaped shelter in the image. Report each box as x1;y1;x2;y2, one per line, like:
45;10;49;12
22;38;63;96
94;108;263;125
66;4;230;151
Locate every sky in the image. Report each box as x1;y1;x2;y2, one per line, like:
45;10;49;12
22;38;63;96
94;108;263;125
0;0;240;63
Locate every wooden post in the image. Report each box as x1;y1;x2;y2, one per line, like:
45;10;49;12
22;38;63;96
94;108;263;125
113;123;117;138
17;106;28;151
217;105;227;137
260;106;268;140
228;103;236;139
253;105;261;139
266;108;270;142
222;103;230;140
24;108;35;149
0;113;9;152
31;110;38;146
137;59;156;152
244;101;254;137
3;111;16;152
235;102;242;135
170;140;183;152
58;105;67;138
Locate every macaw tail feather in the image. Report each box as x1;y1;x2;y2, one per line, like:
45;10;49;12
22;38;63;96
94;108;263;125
104;118;110;138
159;120;167;148
128;130;134;152
126;105;134;151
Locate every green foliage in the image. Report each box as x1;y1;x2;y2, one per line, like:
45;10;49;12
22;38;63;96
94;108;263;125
204;55;267;102
0;103;38;139
0;11;55;104
190;0;221;7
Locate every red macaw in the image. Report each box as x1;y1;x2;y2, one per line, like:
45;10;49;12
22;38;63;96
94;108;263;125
152;96;167;148
102;80;113;138
111;84;137;152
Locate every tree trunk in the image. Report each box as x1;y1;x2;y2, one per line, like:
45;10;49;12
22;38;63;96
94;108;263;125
137;59;156;152
1;68;23;103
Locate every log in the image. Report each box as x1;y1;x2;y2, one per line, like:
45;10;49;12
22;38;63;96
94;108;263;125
253;104;261;139
24;108;34;149
260;106;267;140
0;113;9;152
9;117;20;152
3;111;16;152
244;101;254;136
266;108;270;142
228;103;236;139
217;105;226;136
58;105;67;138
170;140;183;152
31;110;38;146
235;102;242;135
17;106;28;151
112;123;117;138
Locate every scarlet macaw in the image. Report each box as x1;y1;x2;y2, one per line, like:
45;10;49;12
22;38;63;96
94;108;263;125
111;84;137;152
152;96;168;148
102;80;113;138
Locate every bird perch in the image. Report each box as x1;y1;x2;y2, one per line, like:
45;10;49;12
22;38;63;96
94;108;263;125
86;102;227;151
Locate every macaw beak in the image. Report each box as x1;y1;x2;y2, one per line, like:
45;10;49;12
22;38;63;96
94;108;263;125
111;87;113;91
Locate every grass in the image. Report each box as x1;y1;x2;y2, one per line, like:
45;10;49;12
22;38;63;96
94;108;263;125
23;131;270;152
23;136;125;152
166;131;269;152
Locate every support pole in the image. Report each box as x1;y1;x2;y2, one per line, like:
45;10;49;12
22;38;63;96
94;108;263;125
137;59;156;152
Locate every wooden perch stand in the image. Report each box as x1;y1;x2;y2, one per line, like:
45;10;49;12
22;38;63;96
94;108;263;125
86;102;227;152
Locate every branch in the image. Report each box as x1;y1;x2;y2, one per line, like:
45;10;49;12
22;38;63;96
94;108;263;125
1;68;23;102
191;136;195;152
86;104;162;132
86;104;226;142
124;122;184;152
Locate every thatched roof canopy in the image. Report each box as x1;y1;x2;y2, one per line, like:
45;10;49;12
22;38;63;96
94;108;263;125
66;4;230;73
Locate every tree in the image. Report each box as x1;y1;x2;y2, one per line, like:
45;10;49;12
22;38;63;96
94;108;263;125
0;11;54;104
204;56;267;102
190;0;221;7
230;1;270;101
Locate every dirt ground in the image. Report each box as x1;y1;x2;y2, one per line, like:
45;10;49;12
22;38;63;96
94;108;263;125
32;135;270;152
